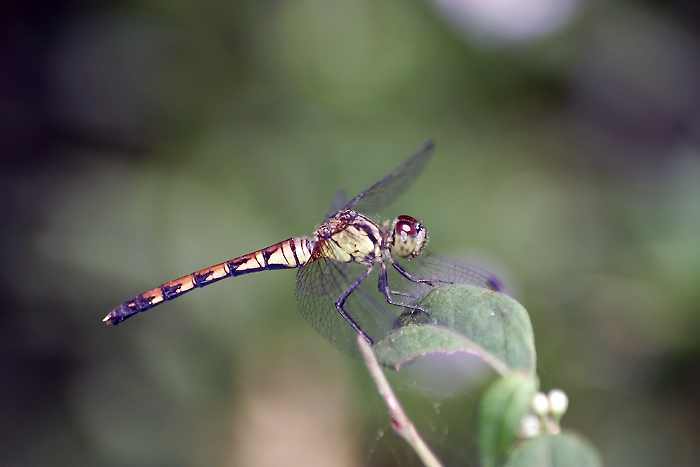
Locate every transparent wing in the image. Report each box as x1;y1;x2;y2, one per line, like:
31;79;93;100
295;258;399;357
387;251;508;302
324;189;347;221
345;140;435;216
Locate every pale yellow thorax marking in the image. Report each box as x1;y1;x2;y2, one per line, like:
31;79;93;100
323;222;379;263
321;240;353;262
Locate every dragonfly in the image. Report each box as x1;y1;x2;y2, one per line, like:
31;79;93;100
104;141;505;356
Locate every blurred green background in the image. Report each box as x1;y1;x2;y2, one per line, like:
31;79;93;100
2;0;700;466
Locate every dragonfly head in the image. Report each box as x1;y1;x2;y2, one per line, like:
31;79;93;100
392;215;428;259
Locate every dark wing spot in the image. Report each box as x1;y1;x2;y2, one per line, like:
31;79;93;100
487;277;506;293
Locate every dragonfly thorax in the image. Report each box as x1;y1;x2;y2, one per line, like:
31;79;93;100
391;215;427;260
313;210;382;265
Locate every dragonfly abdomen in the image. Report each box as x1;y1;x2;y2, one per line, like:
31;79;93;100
104;237;313;325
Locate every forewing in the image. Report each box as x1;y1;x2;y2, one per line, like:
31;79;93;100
346;140;434;216
295;258;398;356
324;189;347;221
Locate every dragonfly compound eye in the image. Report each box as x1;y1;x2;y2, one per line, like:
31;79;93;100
393;215;428;259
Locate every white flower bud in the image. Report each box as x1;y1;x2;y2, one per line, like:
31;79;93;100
531;391;549;418
519;414;542;438
548;389;569;419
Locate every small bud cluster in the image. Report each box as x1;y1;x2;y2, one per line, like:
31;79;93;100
519;389;569;438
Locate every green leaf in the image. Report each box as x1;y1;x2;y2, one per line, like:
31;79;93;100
503;433;603;467
372;324;512;374
478;372;540;467
373;285;536;373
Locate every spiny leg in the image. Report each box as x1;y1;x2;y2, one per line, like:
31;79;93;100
378;261;428;314
335;264;375;345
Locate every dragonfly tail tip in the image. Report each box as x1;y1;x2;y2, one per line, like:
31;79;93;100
103;313;118;325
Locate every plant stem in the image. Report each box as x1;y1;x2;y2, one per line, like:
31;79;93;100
357;334;444;467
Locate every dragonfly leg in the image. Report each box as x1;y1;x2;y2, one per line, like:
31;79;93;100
335;264;375;345
378;261;427;313
389;257;451;287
